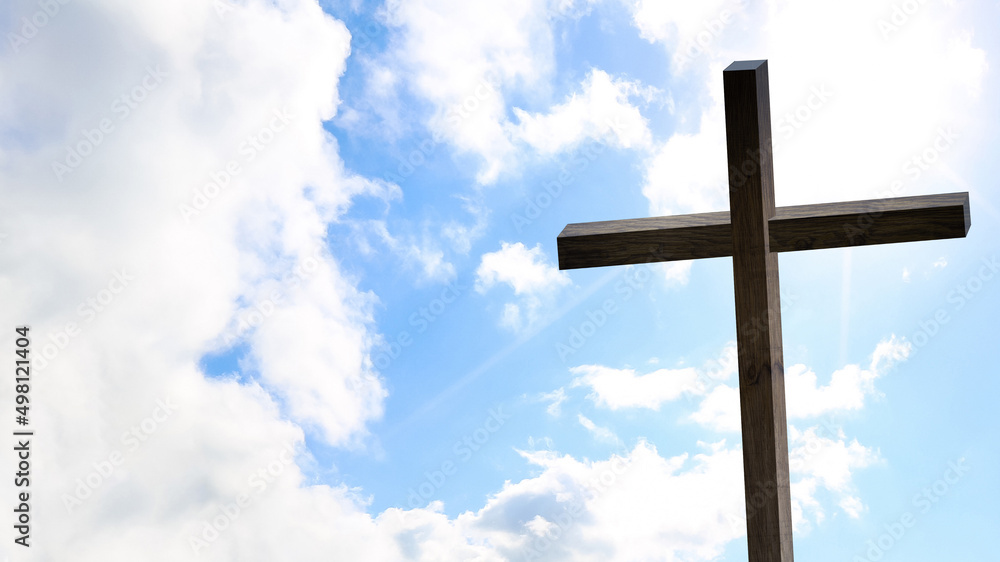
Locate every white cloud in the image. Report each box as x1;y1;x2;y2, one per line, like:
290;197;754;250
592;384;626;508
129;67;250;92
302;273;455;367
577;414;621;445
656;260;696;286
476;242;569;295
630;0;743;72
786;335;911;419
637;0;987;222
788;425;881;525
571;364;701;410
838;495;866;519
360;435;876;560
374;1;659;185
248;260;388;447
511;69;656;154
572;342;735;411
364;219;458;283
869;335;911;374
689;383;741;432
789;426;880;493
0;0;399;558
463;440;748;561
641;74;730;216
379;0;557;183
465;437;871;559
475;241;570;330
549;0;601;20
686;381;885;526
440;194;491;254
691;336;911;430
1;1;983;559
540;387;569;416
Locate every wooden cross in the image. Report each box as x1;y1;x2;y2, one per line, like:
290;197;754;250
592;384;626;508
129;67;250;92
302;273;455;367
555;60;970;561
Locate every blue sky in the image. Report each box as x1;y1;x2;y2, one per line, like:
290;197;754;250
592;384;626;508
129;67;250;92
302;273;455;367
0;0;997;560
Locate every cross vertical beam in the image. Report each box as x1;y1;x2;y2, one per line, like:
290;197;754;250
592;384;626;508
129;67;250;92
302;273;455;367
556;58;971;562
724;60;794;561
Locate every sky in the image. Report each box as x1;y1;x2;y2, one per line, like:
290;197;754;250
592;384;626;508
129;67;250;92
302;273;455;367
0;0;997;560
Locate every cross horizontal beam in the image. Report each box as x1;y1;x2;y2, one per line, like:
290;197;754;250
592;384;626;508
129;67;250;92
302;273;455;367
556;192;970;270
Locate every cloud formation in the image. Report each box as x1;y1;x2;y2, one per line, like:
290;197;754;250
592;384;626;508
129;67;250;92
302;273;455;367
475;241;570;330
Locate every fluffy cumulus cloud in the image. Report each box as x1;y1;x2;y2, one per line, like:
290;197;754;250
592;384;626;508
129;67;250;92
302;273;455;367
0;1;982;560
558;337;904;530
568;335;910;438
690;383;742;432
630;0;744;72
691;336;912;431
641;66;731;216
511;69;656;154
0;0;396;558
691;335;911;429
785;335;911;418
685;337;905;526
456;437;870;559
572;342;736;411
475;241;570;330
634;0;987;220
371;1;656;185
571;364;701;410
788;426;881;526
456;440;749;561
378;0;556;184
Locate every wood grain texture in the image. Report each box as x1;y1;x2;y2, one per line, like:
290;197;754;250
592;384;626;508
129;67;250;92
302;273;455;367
556;192;970;270
724;59;794;562
553;58;972;562
770;192;969;251
557;211;732;269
